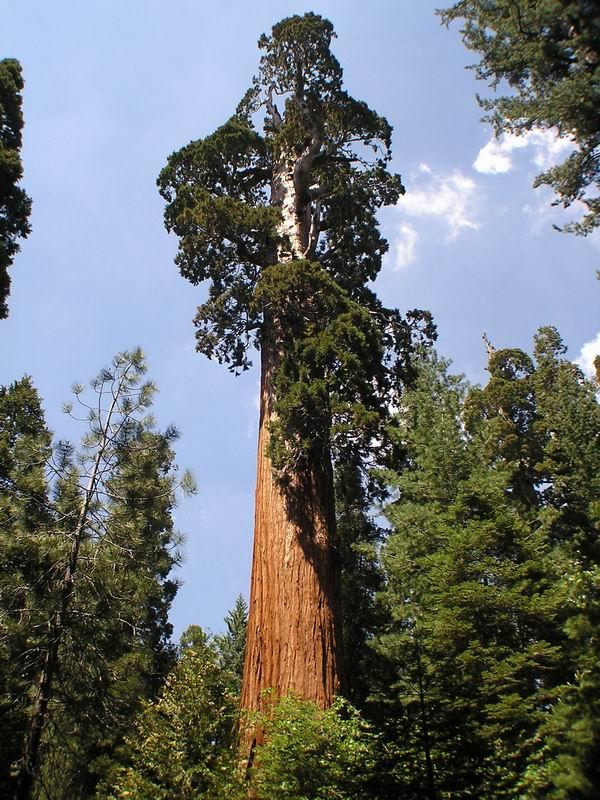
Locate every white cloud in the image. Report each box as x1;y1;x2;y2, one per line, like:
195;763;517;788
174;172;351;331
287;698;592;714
474;135;522;174
392;223;419;269
245;381;260;438
400;169;481;241
474;129;575;175
575;332;600;380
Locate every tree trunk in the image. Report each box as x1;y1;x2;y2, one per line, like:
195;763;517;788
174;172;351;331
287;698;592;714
13;635;58;800
14;383;122;799
240;328;345;745
415;632;437;800
240;139;345;756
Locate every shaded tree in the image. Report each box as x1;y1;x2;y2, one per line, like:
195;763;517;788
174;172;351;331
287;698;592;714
335;460;386;706
515;328;600;798
0;378;52;796
375;334;600;798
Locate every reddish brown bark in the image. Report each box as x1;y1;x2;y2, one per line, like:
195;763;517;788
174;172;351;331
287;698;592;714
240;329;345;747
240;113;346;758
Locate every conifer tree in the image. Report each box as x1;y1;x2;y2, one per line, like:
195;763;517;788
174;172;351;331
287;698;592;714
97;625;242;800
375;349;567;798
213;595;248;695
36;425;185;799
376;335;600;798
439;1;600;235
335;460;386;705
1;352;193;800
0;378;52;796
478;328;600;798
0;58;32;318
158;12;433;732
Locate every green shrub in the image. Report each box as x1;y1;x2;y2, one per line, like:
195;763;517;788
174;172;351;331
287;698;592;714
250;695;378;800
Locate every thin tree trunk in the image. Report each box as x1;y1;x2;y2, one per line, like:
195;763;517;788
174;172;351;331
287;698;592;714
415;633;437;800
14;632;58;800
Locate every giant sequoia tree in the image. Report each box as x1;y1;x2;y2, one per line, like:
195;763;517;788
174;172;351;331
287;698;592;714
159;13;432;728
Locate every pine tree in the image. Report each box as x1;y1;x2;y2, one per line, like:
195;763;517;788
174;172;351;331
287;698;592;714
438;1;600;235
36;426;185;799
158;12;434;737
0;58;32;318
1;351;193;800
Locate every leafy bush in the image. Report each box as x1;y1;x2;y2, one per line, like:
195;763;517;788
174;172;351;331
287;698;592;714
250;695;378;800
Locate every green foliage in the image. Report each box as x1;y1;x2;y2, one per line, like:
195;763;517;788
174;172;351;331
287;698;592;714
375;352;550;797
464;346;541;509
98;609;380;800
97;627;242;800
335;460;386;705
159;14;435;475
0;58;32;318
255;259;432;474
439;1;600;234
374;337;600;798
250;695;378;800
0;352;193;798
520;328;600;798
0;377;53;795
213;594;248;695
159;116;276;372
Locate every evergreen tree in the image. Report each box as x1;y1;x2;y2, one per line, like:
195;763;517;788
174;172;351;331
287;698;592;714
375;333;600;798
250;696;378;800
1;351;193;800
335;460;386;705
375;348;570;799
158;12;433;733
36;426;185;799
0;58;32;317
213;595;248;695
439;1;600;235
0;378;53;796
97;627;241;800
510;329;599;797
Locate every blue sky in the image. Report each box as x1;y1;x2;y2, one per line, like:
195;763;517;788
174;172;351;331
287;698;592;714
1;0;598;637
